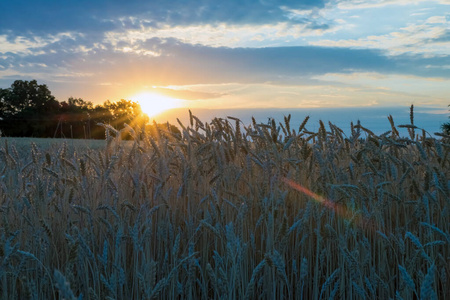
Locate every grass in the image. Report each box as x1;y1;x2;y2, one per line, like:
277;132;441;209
0;109;449;299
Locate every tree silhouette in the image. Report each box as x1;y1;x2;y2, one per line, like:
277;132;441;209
0;80;59;117
0;79;173;139
102;99;149;139
0;80;60;136
441;105;450;135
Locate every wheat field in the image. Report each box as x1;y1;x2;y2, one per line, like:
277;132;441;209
0;109;449;299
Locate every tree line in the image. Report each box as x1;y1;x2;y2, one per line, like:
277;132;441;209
1;79;448;139
443;105;450;135
0;80;179;139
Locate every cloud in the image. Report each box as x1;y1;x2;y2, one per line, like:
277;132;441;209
2;36;449;92
1;0;448;110
336;0;449;9
63;39;398;87
104;21;337;49
313;72;450;99
310;14;450;57
0;0;329;39
151;87;224;100
427;29;450;43
157;80;447;111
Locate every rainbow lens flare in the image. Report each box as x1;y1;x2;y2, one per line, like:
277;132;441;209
282;177;377;232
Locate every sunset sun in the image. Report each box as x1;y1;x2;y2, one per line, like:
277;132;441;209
132;92;182;118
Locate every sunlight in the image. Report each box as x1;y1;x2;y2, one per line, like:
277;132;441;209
131;92;182;118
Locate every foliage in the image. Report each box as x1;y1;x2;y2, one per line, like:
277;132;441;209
0;80;60;137
441;105;450;135
0;111;448;299
102;99;149;139
0;80;153;139
0;79;59;118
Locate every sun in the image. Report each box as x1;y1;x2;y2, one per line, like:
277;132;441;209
132;92;182;118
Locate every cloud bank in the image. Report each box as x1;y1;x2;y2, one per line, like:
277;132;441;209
0;0;449;108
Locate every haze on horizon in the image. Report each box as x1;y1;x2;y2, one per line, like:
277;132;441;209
0;0;449;112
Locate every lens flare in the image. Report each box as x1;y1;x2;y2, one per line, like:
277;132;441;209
282;177;376;232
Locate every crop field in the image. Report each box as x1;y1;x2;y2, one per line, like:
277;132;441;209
0;111;449;299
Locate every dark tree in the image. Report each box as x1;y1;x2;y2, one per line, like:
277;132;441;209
441;105;450;135
103;99;147;124
0;80;60;137
54;97;96;138
0;80;59;117
0;79;180;139
102;99;149;139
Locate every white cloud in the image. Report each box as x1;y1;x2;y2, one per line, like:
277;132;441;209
0;32;87;56
426;64;450;69
335;0;449;10
0;35;47;54
310;14;450;57
104;21;338;50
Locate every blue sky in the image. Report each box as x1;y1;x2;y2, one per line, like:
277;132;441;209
0;0;449;112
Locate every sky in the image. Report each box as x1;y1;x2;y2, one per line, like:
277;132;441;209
0;0;449;115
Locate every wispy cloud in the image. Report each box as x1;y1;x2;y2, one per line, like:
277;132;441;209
151;87;224;100
0;0;448;108
335;0;449;9
0;0;329;38
310;14;450;57
105;22;337;49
